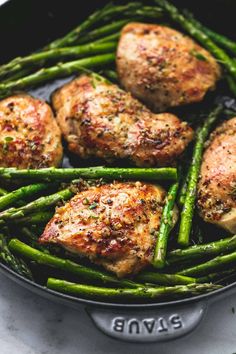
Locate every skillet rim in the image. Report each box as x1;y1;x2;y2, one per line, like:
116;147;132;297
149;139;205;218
0;260;234;309
0;0;235;311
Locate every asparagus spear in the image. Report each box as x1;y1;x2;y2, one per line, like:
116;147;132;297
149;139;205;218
198;269;236;283
177;168;190;206
47;278;221;299
0;188;7;196
101;70;118;82
11;211;54;225
226;75;236;96
9;239;142;288
0;42;117;81
93;33;120;45
0;188;73;222
183;9;236;56
20;227;51;253
168;235;236;265
0;234;32;279
0;167;177;182
135;271;196;285
0;53;115;99
0;183;51;211
45;2;142;50
155;0;236;81
153;182;179;268
178;105;222;247
178;251;236;277
76;19;131;45
2;67;33;84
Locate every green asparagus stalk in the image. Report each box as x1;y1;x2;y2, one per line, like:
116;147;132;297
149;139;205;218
178;251;236;277
76;19;130;45
20;226;40;239
11;211;54;225
135;271;196;285
0;234;32;279
93;33;120;45
101;70;118;82
45;2;142;50
0;189;72;221
153;182;179;268
76;6;163;45
0;42;117;81
155;0;236;81
20;227;51;253
183;9;236;56
0;188;73;222
2;67;33;84
191;220;204;245
198;269;236;283
178;105;222;247
0;188;8;196
0;183;51;211
9;239;142;289
0;53;115;99
47;278;221;299
226;75;236;95
168;235;236;265
177;168;190;206
0;167;177;182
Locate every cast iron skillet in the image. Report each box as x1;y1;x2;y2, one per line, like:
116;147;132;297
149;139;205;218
0;0;236;343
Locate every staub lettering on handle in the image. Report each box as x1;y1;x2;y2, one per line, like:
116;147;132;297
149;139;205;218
112;314;183;335
87;302;206;342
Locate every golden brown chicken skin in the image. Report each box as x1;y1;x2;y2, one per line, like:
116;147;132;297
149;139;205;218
40;182;177;277
198;117;236;233
117;23;221;112
0;94;63;168
52;75;193;167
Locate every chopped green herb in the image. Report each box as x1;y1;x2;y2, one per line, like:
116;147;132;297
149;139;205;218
4;136;13;142
89;202;98;210
82;198;89;205
90;72;110;88
2;136;14;154
190;49;207;61
89;214;99;219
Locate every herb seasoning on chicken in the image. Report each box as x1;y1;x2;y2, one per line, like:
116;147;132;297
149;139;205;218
52;74;193;167
198;117;236;233
39;182;178;277
0;94;63;168
117;23;221;112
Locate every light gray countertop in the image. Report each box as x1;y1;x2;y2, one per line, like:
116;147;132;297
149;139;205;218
0;272;236;354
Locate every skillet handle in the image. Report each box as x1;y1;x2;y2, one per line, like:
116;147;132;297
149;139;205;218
86;301;207;342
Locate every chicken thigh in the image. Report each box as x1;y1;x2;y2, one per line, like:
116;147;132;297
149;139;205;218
198;117;236;233
52;74;193;167
117;23;221;112
40;181;178;277
0;94;62;168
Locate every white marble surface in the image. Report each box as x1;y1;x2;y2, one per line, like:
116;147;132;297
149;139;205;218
0;272;236;354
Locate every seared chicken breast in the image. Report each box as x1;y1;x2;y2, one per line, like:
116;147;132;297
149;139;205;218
117;23;221;112
40;182;178;277
198;117;236;233
0;94;63;168
52;75;193;167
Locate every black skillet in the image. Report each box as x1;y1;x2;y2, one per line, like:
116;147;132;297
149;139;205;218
0;0;236;342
